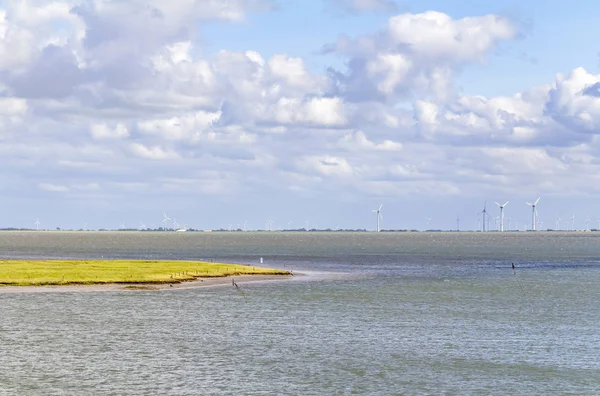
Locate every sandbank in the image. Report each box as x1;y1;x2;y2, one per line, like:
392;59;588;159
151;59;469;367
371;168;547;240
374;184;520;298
0;273;299;293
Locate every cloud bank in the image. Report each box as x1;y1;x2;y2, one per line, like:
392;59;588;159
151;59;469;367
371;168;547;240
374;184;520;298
0;1;599;228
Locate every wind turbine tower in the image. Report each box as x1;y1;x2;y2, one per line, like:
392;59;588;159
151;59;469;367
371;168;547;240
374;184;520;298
526;197;540;231
585;216;591;231
372;204;383;232
35;218;40;231
494;201;509;232
162;213;171;231
479;202;489;232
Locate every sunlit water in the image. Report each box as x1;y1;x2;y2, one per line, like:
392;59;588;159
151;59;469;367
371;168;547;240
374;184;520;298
1;231;600;394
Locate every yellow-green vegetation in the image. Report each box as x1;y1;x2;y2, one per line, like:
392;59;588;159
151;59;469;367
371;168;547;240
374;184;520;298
0;260;290;286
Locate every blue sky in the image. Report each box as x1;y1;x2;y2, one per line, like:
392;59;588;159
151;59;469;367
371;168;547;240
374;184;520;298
1;0;600;231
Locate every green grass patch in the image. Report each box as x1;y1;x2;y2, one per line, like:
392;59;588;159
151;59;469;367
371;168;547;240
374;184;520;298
0;260;289;286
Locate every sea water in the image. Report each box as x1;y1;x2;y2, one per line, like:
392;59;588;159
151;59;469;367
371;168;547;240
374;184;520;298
0;231;599;394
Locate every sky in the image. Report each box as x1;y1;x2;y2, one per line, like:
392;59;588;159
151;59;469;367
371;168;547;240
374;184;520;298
2;0;600;231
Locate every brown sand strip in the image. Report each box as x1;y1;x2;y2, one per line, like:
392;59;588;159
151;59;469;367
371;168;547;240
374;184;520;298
0;274;299;294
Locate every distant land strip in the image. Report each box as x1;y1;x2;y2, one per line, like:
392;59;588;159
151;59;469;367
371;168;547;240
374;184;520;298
0;260;290;286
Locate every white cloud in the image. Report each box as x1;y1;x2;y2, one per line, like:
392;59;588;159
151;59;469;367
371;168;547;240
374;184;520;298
90;122;129;140
269;97;348;127
387;12;515;63
546;67;600;133
326;11;517;100
0;98;27;116
332;0;397;12
337;130;402;152
268;54;314;89
366;53;412;94
137;110;221;141
129;143;180;160
297;155;355;177
39;182;69;192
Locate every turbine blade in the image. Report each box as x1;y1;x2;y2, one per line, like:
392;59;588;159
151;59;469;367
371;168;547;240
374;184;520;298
534;197;540;205
504;201;509;207
379;204;383;211
494;202;500;207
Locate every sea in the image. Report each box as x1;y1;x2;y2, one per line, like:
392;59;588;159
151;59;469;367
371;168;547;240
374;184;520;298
1;231;599;395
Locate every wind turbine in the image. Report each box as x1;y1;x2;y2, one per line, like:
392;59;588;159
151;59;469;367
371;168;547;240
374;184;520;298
34;218;40;231
507;217;511;231
526;197;540;231
372;204;383;232
571;215;575;231
425;216;432;230
456;215;460;232
139;221;146;230
478;202;489;232
162;213;171;230
585;216;591;231
556;216;561;231
494;201;509;232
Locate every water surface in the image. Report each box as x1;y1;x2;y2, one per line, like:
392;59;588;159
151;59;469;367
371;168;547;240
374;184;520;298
0;231;599;394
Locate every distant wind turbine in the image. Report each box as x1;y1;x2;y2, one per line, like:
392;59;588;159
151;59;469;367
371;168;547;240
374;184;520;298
34;218;40;231
526;197;540;231
585;216;591;231
162;213;171;230
494;201;509;232
372;204;383;232
556;216;561;231
425;216;432;229
478;202;489;232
